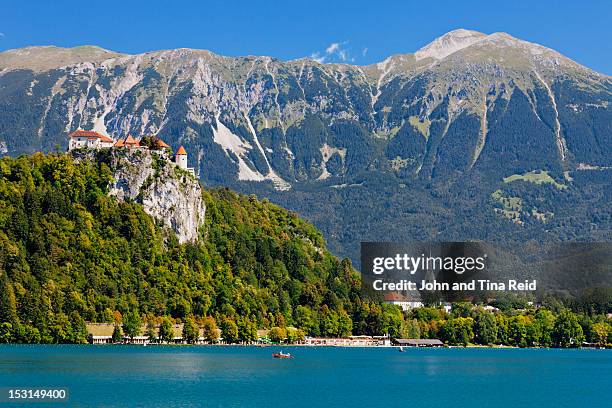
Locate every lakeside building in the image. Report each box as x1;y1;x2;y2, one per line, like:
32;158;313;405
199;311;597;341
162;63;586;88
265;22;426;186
87;323;182;344
393;339;444;347
87;323;220;345
86;324;396;346
303;335;391;347
87;323;119;344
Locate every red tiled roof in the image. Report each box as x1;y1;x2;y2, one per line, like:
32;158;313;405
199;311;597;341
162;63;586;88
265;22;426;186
97;134;114;143
176;146;187;155
155;138;170;149
384;292;409;302
124;135;139;146
70;130;101;138
69;129;113;143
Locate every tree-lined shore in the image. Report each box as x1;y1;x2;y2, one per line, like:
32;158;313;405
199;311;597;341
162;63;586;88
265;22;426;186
93;296;612;348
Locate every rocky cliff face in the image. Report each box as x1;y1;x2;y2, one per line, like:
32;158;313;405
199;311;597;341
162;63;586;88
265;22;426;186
106;149;205;243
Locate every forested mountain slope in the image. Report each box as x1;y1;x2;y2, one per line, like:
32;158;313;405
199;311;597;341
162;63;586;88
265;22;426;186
0;153;402;343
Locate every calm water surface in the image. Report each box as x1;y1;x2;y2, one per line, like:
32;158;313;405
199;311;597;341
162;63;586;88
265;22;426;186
0;345;610;407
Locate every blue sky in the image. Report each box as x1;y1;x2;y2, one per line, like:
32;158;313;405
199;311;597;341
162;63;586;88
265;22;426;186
1;0;611;74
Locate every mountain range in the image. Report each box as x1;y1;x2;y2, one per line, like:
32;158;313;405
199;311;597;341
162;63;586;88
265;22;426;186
1;29;610;263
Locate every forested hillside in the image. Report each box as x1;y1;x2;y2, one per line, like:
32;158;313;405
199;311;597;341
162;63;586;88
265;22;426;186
0;153;410;343
0;153;610;346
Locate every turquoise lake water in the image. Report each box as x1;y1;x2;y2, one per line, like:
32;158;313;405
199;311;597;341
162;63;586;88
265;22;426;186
0;345;610;407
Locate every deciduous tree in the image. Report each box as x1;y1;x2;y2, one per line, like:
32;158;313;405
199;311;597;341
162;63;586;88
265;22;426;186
552;310;584;347
182;317;199;344
158;318;174;343
122;311;142;341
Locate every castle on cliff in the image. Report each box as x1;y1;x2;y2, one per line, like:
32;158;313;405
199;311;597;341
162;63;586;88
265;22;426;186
68;129;195;175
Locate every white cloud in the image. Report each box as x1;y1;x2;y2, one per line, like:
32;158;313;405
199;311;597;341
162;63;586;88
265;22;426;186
311;41;357;64
310;52;326;63
326;42;340;54
362;47;368;57
0;33;5;38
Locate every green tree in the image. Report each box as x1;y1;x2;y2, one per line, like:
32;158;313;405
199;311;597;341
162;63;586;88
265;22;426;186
0;322;13;343
525;317;542;347
441;317;474;346
337;310;353;337
412;307;445;322
0;275;18;324
591;322;611;346
474;311;497;345
111;324;123;343
19;325;41;343
380;304;404;337
220;318;238;344
158;318;174;343
495;314;509;345
296;328;306;342
400;318;421;339
122;311;142;341
202;317;220;343
552;310;584;348
145;321;157;342
319;306;339;337
508;316;528;347
69;312;88;344
456;317;474;346
439;319;455;344
534;309;555;347
286;327;304;343
451;302;473;318
237;317;257;343
49;313;71;343
182;317;199;344
268;326;287;343
295;306;318;336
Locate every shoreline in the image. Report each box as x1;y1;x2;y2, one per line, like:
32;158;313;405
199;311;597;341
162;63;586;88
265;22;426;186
0;343;608;350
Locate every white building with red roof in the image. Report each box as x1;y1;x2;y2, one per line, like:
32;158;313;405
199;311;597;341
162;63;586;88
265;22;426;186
68;129;114;150
175;145;195;175
175;145;188;169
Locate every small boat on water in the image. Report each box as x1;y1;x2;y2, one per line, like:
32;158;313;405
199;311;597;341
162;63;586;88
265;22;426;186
272;351;293;359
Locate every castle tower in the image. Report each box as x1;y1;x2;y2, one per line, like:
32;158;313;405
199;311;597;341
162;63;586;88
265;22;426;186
175;146;188;170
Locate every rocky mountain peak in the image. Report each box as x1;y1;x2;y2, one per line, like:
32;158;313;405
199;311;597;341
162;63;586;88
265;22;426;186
0;30;609;196
0;45;123;71
415;29;487;61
